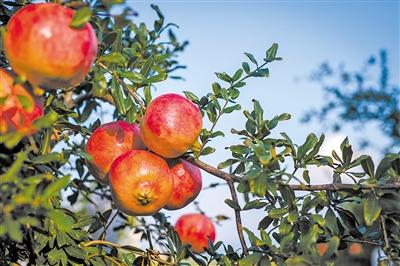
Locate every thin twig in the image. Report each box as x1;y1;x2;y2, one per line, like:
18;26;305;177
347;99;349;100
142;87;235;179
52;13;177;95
380;215;391;261
227;180;249;256
96;61;147;111
342;238;383;247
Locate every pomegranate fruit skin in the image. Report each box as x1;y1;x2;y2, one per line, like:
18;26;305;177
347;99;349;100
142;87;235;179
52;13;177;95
175;213;216;253
140;93;202;158
109;150;174;216
0;68;44;135
4;3;98;89
164;159;202;210
85;121;145;183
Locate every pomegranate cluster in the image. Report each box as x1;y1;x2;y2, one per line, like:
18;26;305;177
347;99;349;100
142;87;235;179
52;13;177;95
2;2;216;253
85;94;216;252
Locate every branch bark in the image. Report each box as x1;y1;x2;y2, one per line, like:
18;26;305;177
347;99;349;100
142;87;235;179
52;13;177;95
227;181;249;256
184;155;400;191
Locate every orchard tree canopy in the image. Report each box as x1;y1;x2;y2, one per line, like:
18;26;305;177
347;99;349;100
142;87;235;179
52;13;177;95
0;1;400;266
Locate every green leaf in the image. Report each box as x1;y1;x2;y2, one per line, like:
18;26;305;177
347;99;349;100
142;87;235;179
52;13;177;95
361;156;375;179
65;245;87;259
243;200;268;210
239;253;262;265
269;208;288;219
110;78;128;115
244;52;258;66
242;62;251;74
33;111;59;128
303;169;310;184
324;236;340;258
70;6;92;29
287;211;299;223
215;72;232;82
200;147;215;156
375;154;400;179
253;144;270;165
212;82;221;94
146;72;167;84
224;199;241;210
325;208;338;235
50;210;74;232
266;43;278;61
140;57;154;77
119;71;145;84
4;216;22;242
310;214;325;227
48;248;62;265
32;152;63;164
183;91;199;103
42;175;70;201
0;150;28;183
363;197;381;226
297;133;318;160
56;231;74;247
232;69;243;82
230;145;250;154
223;104;241;114
218;159;238;169
101;52;127;65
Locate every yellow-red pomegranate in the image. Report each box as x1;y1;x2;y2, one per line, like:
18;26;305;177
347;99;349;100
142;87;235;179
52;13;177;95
175;213;216;253
85;121;145;183
141;93;202;158
4;3;98;89
164;159;202;210
0;68;43;135
109;150;174;216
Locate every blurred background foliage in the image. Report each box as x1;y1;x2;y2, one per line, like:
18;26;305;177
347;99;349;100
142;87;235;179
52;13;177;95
303;49;399;153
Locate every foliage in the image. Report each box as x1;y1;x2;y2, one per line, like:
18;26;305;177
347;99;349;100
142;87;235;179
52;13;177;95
303;50;400;153
1;1;400;266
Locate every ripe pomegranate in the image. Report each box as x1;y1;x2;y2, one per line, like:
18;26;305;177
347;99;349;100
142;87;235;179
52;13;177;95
0;68;43;135
4;3;98;89
85;121;145;183
164;159;202;210
175;213;216;253
140;93;202;158
109;150;174;216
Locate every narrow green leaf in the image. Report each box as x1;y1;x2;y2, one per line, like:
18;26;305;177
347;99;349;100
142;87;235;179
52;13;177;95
101;52;127;65
244;52;258;66
269;208;288;219
363;197;381;226
266;43;278;61
224;199;241;210
223;104;241;114
42;176;70;201
242;62;250;74
361;156;375;179
70;6;92;29
0;150;28;183
32;152;62;164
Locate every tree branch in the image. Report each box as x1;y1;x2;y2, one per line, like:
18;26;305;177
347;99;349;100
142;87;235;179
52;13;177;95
227;180;249;256
183;155;400;191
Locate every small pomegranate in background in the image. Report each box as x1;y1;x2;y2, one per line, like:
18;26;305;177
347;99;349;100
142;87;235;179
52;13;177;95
175;213;216;253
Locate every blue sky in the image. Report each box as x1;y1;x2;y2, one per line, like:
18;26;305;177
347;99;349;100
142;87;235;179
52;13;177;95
108;0;399;250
